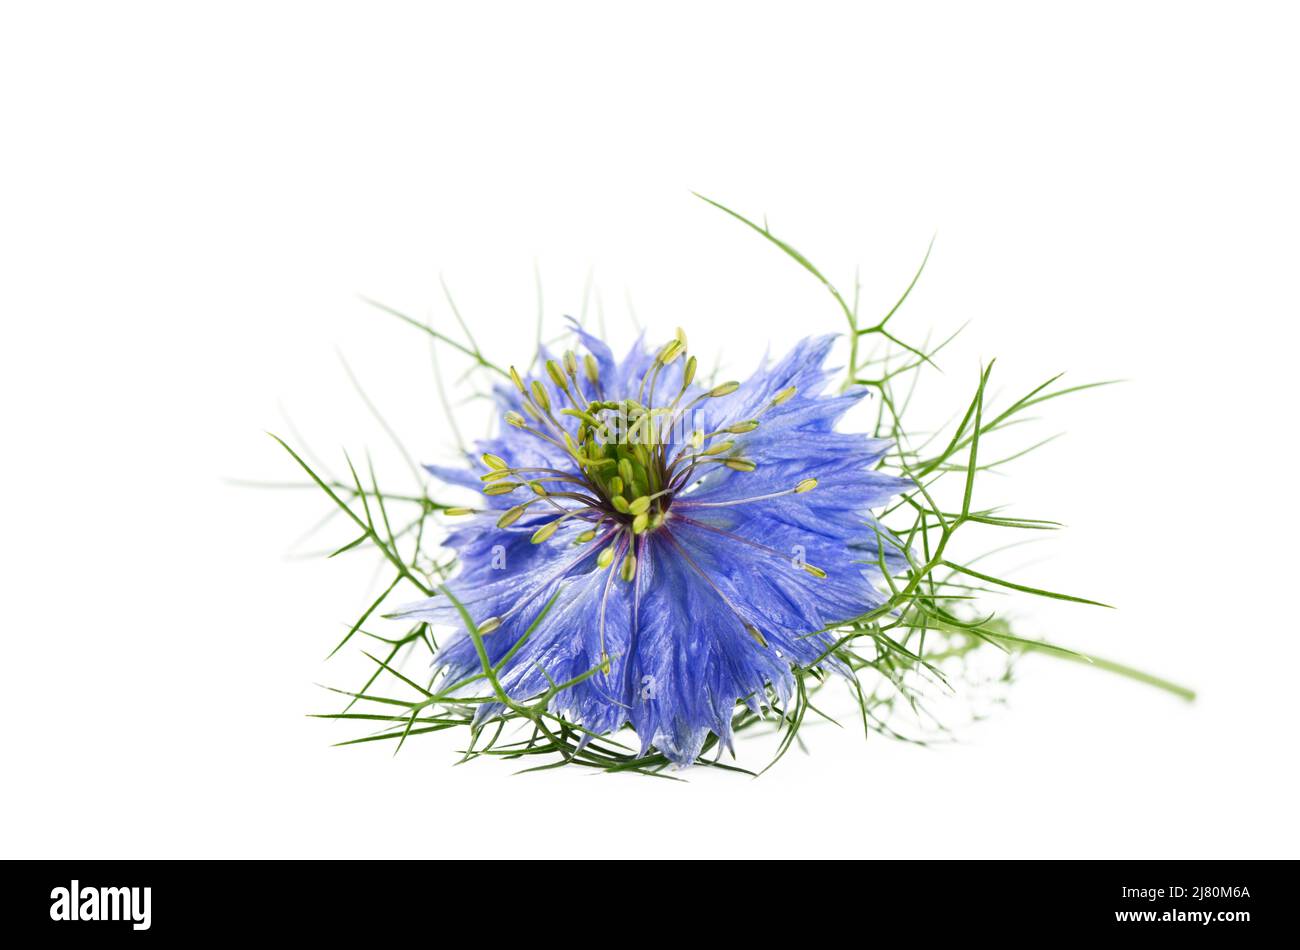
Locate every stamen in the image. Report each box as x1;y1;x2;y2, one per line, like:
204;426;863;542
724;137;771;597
530;517;566;544
545;359;570;394
497;504;531;527
444;507;476;516
674;480;813;509
530;380;551;412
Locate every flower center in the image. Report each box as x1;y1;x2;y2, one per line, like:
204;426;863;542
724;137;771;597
473;329;808;588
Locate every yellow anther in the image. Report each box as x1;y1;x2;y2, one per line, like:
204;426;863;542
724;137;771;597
564;350;579;376
482;453;508;470
683;355;697;386
597;545;616;569
726;420;760;433
531;519;561;544
690;429;705;450
444;507;475;516
745;624;768;648
479;617;502;635
529;481;548;497
504;411;527;428
620;553;637;582
709;381;740;397
584;354;600;385
497;505;528;527
658;339;684;365
724;459;756;472
546;359;569;391
483;482;521;495
632;512;649;534
508;366;525;394
530;380;551;412
794;478;818;494
627;496;651;516
803;564;827;579
702;440;734;456
608;475;624;497
772;385;797;405
575;529;597;544
611;496;631;514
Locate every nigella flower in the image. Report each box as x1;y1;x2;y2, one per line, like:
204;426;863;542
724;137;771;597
392;324;912;766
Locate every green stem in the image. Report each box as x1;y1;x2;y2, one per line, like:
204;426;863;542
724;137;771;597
1017;642;1196;702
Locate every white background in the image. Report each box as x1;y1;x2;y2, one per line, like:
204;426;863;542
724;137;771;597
2;2;1297;859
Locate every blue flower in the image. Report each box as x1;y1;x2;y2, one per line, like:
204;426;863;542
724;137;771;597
392;326;912;766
